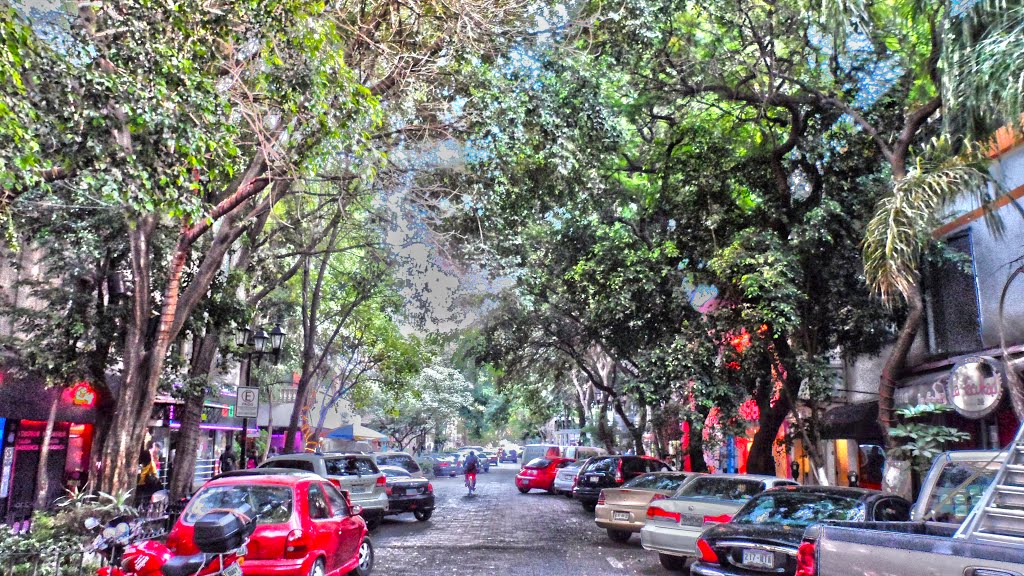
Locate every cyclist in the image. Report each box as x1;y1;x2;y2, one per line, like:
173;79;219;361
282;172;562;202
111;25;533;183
464;451;480;494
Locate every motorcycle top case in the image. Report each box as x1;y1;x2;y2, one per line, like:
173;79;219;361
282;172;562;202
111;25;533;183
193;504;256;553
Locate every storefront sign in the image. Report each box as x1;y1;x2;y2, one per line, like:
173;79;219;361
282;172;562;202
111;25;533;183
895;380;948;409
946;356;1004;419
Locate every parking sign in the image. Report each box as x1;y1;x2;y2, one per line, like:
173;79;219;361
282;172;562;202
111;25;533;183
235;386;260;418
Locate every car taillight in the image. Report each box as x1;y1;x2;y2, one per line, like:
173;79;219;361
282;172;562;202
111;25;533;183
385;486;393;496
696;538;719;564
427;483;433;493
597;490;606;505
646;506;682;523
649;493;667;503
285;529;308;559
571;476;578;489
703;514;732;524
376;475;387;488
615;460;624;484
795;540;817;576
440;462;449;467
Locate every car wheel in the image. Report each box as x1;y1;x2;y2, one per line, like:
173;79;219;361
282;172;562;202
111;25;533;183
582;501;597;512
658;553;687;572
348;538;375;576
365;513;382;531
517;486;530;494
414;509;433;522
309;558;326;576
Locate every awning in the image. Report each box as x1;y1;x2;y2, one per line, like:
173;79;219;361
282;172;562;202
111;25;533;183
325;423;387;441
820;402;885;443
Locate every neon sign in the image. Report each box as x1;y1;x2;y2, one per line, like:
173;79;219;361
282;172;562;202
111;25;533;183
69;382;96;407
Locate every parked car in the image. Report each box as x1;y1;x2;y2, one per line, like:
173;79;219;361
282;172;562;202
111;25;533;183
691;485;912;576
166;470;374;576
500;449;519;464
379;466;435;522
515;457;577;493
260;452;389;530
373;451;425;478
574;455;673;512
563;445;608;461
640;474;796;570
596;472;699;543
553;459;589;497
801;448;1021;576
483;452;499;466
421;454;463;477
521;444;562;469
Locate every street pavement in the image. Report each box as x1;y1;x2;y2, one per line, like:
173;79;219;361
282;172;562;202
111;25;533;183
373;464;667;575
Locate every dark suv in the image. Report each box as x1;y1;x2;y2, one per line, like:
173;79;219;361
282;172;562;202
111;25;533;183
573;455;672;511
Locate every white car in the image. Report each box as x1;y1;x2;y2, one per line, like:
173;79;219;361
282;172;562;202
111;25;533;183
640;474;797;571
552;459;588;497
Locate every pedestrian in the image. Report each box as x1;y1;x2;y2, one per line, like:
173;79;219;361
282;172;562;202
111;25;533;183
136;449;160;507
219;445;238;474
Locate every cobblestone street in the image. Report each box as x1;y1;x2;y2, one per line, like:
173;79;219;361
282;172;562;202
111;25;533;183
374;465;666;575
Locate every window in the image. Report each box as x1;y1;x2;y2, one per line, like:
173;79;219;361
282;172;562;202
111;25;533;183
376;454;420;474
873;499;910;522
622;458;646;476
585;457;616;474
556;460;575;469
674;477;764;502
647;459;670;472
525;458;552;469
919;459;1000;524
264;459;314;472
307;484;330;520
732;493;865;527
184;485;292;525
324;484;350;517
324;456;379;476
623;473;690;491
925;232;982;355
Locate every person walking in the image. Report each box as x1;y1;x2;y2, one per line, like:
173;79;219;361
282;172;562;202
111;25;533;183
219;445;238;474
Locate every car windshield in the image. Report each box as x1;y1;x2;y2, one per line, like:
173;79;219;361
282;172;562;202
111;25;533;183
732;492;865;528
525;458;551;469
675;477;763;502
920;459;1000;524
324;456;379;476
623;473;690;491
184;485;292;525
376;454;419;473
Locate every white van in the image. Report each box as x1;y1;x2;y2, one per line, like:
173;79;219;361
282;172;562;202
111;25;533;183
563;445;607;461
521;444;562;468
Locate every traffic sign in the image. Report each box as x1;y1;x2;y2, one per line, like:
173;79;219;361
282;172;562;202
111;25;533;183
235;386;260;418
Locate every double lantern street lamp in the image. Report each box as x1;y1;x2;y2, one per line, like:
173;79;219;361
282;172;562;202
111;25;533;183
233;323;286;468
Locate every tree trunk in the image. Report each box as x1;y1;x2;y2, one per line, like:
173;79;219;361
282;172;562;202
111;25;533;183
878;284;925;436
596;395;614;452
747;399;789;475
34;394;60;510
262;389;274;463
685;416;709;473
612;398;644;455
169;393;204;500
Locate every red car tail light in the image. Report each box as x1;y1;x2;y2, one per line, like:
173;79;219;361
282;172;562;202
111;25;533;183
427;483;434;493
696;538;719;564
597;490;606;505
376;475;387;488
572;475;578;489
615;460;624;484
285;529;309;559
795;540;817;576
385;486;393;496
646;506;682;523
703;514;732;524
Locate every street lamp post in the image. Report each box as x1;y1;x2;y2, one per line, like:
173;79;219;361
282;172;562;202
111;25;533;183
234;323;286;469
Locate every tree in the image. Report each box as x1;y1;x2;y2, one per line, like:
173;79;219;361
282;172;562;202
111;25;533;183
367;365;473;450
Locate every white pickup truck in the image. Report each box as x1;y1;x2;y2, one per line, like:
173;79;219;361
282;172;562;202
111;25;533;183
800;449;1024;576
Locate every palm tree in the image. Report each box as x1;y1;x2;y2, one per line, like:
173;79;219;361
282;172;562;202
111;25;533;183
862;137;998;432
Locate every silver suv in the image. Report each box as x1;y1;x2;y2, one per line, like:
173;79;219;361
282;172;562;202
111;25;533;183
260;452;388;529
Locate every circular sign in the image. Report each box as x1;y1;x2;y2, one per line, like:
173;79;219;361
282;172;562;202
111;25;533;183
946;356;1004;419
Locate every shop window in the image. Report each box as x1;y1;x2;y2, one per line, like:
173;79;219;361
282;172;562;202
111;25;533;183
924;232;982;356
858;445;885;491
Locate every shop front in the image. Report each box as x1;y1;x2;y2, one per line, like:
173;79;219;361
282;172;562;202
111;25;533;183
0;369;99;525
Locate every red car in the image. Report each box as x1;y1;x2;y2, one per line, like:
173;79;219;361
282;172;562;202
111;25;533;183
515;457;576;493
166;472;374;576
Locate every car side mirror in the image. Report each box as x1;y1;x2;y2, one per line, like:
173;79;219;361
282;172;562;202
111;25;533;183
351;505;363;517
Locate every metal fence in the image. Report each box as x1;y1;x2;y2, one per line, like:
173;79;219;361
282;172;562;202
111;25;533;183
0;551;92;576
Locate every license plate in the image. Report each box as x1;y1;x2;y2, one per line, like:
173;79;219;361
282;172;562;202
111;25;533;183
219;563;243;576
613;511;630;521
588;476;601;484
742;549;774;569
679;513;703;527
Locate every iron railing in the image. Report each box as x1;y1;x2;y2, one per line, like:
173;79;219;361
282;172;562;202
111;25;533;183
0;551;92;576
